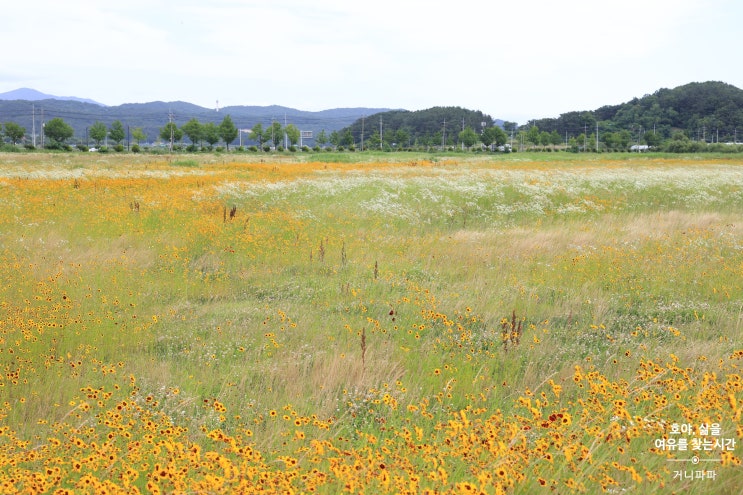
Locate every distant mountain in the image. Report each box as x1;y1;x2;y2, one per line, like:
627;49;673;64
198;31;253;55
0;87;105;106
0;89;392;144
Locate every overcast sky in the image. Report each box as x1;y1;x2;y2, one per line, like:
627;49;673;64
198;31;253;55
2;0;740;123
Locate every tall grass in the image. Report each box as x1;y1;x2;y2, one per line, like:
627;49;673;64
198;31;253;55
0;152;741;494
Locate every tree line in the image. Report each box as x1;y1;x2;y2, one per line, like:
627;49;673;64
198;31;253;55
0;114;326;152
0;114;241;152
3;81;743;153
524;81;743;148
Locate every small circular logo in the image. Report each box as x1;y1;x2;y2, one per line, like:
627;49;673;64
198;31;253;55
691;456;699;465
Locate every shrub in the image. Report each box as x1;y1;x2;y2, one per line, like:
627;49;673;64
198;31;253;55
248;146;258;152
131;144;141;153
77;144;89;152
172;159;199;167
288;145;297;152
24;143;35;150
114;144;125;153
263;145;271;152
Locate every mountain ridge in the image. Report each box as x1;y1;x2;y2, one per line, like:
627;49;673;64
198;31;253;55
0;89;394;143
0;88;105;106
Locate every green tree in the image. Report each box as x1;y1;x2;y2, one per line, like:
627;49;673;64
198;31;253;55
484;126;508;148
250;123;265;149
43;118;74;147
159;122;183;150
3;121;25;145
269;121;283;148
89;121;108;147
539;131;552;148
458;126;479;149
366;131;380;150
219;115;238;150
526;125;540;149
329;130;340;148
181;118;203;147
285;124;300;147
131;127;146;145
502;121;518;134
341;129;354;147
602;132;617;150
108;120;126;145
202;122;220;148
480;127;494;149
550;130;562;147
576;133;587;151
395;128;410;148
383;129;395;148
315;129;328;148
643;130;661;147
617;130;632;149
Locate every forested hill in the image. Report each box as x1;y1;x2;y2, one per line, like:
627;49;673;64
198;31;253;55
526;81;743;141
339;107;505;149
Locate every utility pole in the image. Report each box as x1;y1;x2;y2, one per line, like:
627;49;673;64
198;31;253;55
584;124;587;152
284;113;288;149
510;128;514;150
41;108;45;149
361;115;365;151
379;116;383;150
168;110;174;152
441;119;446;149
461;117;465;151
596;122;599;152
32;104;36;148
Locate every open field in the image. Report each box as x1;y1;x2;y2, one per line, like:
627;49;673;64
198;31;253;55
1;151;742;494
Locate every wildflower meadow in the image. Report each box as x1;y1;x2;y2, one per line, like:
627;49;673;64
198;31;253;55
0;151;741;494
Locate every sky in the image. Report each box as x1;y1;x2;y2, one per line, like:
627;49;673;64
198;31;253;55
2;0;741;124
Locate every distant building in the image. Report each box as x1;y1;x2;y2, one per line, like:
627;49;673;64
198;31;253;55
630;144;650;152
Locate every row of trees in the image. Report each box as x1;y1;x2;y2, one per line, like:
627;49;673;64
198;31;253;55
0;115;246;151
519;124;705;152
0;114;694;153
1;106;509;152
1;117;137;150
0;113;328;151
